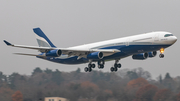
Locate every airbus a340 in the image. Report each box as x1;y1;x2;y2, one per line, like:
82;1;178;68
4;28;177;72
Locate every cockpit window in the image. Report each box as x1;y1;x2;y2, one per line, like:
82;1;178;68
164;34;173;37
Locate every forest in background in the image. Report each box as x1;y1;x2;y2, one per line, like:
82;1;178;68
0;67;180;101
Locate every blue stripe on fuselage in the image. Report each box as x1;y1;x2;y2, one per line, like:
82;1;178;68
102;44;170;60
38;56;88;64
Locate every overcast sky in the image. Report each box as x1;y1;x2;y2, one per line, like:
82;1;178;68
0;1;179;79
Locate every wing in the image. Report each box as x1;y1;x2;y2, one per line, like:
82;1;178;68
4;40;120;58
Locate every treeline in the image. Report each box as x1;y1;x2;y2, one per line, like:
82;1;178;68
0;67;180;101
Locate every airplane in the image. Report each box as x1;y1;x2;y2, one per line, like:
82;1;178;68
4;28;177;72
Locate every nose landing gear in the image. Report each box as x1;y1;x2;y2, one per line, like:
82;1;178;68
159;54;164;58
159;48;165;58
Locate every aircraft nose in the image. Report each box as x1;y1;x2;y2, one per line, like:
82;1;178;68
171;36;177;44
173;36;177;42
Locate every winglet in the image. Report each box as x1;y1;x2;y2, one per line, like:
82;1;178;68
3;40;13;46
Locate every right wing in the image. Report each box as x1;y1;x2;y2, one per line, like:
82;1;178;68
4;40;120;58
4;40;57;52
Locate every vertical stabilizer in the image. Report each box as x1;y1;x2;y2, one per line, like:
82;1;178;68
33;28;56;48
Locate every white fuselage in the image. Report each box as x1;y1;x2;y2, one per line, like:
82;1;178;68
68;31;177;50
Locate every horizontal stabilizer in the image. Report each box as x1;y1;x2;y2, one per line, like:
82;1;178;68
14;53;46;57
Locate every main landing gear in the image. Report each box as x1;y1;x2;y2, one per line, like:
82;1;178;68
84;60;122;72
159;48;165;58
84;60;105;72
110;59;121;72
84;63;95;72
98;60;105;69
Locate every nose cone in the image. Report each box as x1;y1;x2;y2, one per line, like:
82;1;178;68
173;36;177;42
171;36;177;44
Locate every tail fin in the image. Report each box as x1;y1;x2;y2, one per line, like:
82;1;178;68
33;28;56;48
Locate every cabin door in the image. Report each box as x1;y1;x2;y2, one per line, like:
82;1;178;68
126;39;130;46
154;33;159;42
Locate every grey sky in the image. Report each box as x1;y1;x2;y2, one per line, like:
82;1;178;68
0;1;179;79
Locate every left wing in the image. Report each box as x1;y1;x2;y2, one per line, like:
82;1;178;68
4;40;120;58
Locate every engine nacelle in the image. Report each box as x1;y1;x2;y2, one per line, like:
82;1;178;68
148;51;157;57
46;49;62;57
87;52;103;60
132;53;149;60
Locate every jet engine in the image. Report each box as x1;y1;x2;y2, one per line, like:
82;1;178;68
87;52;103;60
132;53;149;60
45;49;62;57
148;51;157;57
